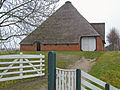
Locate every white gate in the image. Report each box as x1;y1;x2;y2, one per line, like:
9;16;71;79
56;68;118;90
56;68;76;90
0;52;45;81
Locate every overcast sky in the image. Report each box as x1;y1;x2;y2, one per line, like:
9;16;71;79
57;0;120;45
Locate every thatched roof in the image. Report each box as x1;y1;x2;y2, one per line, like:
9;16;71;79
90;23;105;41
20;1;102;45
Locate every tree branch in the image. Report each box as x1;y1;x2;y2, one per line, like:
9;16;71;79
0;0;33;19
0;34;27;40
0;0;6;9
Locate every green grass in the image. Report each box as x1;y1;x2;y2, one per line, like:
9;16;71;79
56;51;104;68
89;51;120;88
0;51;17;55
0;51;104;90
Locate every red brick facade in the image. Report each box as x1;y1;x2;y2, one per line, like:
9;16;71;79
40;43;80;51
20;43;37;51
96;37;104;51
20;37;104;51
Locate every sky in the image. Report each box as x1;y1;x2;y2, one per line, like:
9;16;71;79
57;0;120;45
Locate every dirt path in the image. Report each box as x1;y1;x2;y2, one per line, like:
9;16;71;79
3;77;48;90
68;56;96;72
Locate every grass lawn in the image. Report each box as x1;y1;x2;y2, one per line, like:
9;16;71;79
89;51;120;88
0;51;104;90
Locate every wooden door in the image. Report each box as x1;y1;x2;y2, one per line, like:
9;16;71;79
37;42;40;51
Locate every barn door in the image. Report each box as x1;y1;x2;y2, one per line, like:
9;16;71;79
37;42;40;51
81;37;96;51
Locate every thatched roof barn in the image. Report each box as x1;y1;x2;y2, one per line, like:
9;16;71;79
20;1;105;51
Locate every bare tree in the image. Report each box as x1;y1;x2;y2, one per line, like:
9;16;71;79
107;28;120;50
0;0;59;50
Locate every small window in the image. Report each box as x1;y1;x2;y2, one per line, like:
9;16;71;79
43;44;46;46
67;44;69;46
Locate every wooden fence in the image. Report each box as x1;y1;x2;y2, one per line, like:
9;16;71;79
0;52;45;81
81;70;118;90
56;68;76;90
56;68;118;90
48;51;119;90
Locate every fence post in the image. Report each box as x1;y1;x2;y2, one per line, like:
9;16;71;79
76;69;81;90
105;83;110;90
48;51;56;90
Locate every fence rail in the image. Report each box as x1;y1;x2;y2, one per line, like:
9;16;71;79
0;54;44;59
81;70;118;90
0;52;45;81
0;60;44;64
56;68;118;90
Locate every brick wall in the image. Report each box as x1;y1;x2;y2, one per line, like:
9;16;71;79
40;43;80;51
96;37;104;51
20;36;104;51
20;43;36;51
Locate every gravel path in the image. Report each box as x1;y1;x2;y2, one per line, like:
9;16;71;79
68;56;96;72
